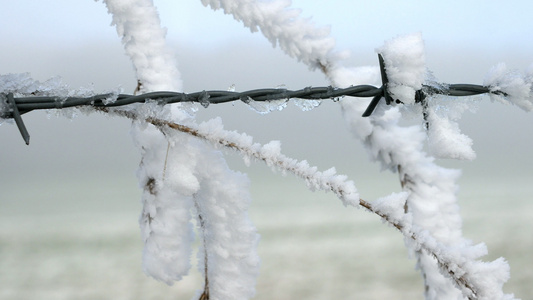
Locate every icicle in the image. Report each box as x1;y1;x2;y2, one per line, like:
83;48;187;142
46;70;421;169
292;98;322;111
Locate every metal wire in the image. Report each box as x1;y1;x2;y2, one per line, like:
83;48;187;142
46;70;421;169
1;83;496;116
2;85;372;115
0;54;504;145
0;82;500;145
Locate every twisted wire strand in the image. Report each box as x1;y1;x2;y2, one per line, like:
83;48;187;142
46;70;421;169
2;83;495;116
1;82;501;145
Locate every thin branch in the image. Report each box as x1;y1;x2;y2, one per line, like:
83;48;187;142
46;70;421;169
94;106;480;297
194;200;210;300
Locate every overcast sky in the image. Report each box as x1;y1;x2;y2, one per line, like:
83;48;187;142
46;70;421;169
1;0;533;206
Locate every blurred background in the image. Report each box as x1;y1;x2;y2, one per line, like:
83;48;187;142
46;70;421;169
1;1;532;299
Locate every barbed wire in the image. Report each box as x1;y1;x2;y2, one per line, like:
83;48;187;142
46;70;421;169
0;83;501;146
0;55;504;145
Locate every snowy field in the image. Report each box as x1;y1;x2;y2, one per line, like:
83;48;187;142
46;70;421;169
1;170;531;300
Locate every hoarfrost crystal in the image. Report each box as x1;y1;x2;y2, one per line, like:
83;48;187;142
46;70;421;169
226;5;516;295
377;32;426;104
201;0;337;69
103;1;260;296
426;97;476;160
485;62;533;111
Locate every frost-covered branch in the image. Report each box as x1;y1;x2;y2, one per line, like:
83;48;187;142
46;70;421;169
332;35;518;300
99;106;359;207
484;63;533;112
206;1;521;298
329;36;518;300
201;0;339;70
102;0;194;285
102;1;260;298
99;105;514;299
102;0;182;93
369;193;513;300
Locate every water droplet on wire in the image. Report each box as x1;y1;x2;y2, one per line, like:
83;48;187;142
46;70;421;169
293;99;322;111
247;99;288;114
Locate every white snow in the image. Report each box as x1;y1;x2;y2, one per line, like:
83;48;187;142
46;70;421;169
372;192;410;223
359;104;470;298
426;97;476;160
0;73;105;99
377;32;426;104
103;0;261;296
485;62;533;111
0;73;122;123
196;117;360;207
337;34;516;300
131;121;197;284
0;73;66;123
102;0;182;93
191;148;260;300
103;0;195;285
0;73;66;96
216;5;516;297
200;0;338;70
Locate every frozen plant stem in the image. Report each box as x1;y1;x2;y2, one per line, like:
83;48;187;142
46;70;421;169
195;201;210;300
398;165;430;295
95;106;481;297
360;197;478;299
316;38;490;297
103;2;261;296
204;4;476;294
102;0;195;287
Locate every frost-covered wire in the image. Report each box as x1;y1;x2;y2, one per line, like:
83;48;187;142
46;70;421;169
0;81;505;146
2;83;500;115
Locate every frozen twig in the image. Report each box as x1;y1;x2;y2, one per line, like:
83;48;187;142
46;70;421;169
98;106;359;206
103;2;261;297
96;106;511;299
